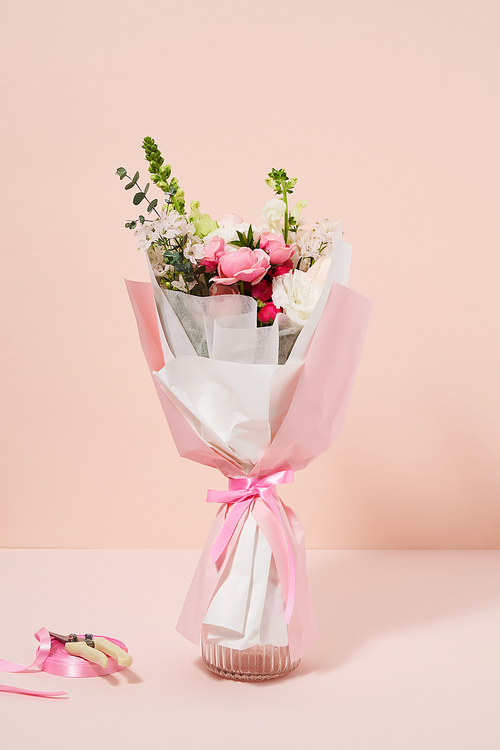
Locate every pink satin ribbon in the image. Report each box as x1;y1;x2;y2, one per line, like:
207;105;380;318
206;470;296;623
0;628;128;698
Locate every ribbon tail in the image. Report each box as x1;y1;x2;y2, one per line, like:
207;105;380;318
261;490;297;624
209;497;253;565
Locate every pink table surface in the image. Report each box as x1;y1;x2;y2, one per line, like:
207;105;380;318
1;549;500;750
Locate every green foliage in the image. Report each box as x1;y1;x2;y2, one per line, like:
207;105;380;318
265;168;297;198
142;136;185;214
230;225;260;250
125;171;140;190
265;167;298;243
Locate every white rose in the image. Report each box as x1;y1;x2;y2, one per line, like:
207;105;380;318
262;198;286;233
272;270;322;327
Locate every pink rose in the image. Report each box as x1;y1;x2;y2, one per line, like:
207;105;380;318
218;213;244;228
259;232;296;265
257;301;280;324
199;236;226;272
250;279;273;302
213;248;270;286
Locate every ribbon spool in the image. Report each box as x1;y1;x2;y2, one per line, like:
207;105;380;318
43;634;128;678
0;627;130;698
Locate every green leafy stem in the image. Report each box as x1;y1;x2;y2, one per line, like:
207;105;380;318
115;167;160;224
265;167;297;243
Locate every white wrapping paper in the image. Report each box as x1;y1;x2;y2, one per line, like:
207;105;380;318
150;233;352;650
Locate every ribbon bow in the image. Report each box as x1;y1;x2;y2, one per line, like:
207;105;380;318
206;470;296;623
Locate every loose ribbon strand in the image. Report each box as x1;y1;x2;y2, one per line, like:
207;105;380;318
206;470;296;623
0;628;68;698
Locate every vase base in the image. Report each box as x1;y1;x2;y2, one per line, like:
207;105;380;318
201;641;300;681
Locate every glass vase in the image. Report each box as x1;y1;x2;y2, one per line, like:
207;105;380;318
201;626;300;681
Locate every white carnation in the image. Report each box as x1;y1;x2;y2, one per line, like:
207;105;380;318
272;270;322;327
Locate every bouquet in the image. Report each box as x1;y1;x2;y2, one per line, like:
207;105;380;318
119;138;373;680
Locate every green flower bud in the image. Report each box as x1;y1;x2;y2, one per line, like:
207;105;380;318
189;200;217;238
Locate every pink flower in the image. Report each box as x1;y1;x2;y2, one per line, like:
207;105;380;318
257;302;280;324
218;213;244;228
213;248;270;286
250;279;273;302
270;260;294;277
259;232;296;265
199;236;226;272
209;283;239;296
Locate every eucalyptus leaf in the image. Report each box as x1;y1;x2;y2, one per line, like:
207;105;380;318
133;192;145;205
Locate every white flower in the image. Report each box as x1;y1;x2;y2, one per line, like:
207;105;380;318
272;270;322;326
134;208;188;251
135;221;161;251
295;219;341;260
157;208;188;240
314;219;341;252
203;222;251;249
152;264;173;278
171;276;188;292
262;199;286;233
147;244;164;266
147;245;172;278
295;225;321;260
183;240;205;261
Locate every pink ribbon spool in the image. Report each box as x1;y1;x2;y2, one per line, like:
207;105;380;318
0;627;129;698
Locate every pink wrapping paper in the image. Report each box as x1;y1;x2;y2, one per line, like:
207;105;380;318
126;279;372;662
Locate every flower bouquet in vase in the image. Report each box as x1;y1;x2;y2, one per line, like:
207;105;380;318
119;138;372;680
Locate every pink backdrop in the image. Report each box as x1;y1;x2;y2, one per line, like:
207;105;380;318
1;0;498;549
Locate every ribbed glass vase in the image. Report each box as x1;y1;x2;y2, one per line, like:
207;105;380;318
201;632;300;681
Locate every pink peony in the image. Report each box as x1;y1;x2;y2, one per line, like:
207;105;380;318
257;301;280;324
250;279;273;302
259;232;296;265
213;248;270;286
199;236;226;272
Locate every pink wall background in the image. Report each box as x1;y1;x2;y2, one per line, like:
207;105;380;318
1;0;499;549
